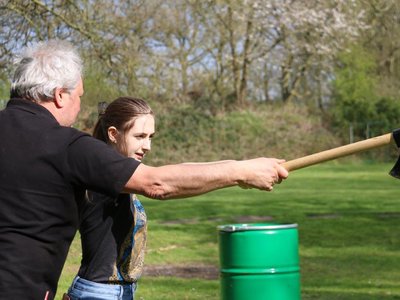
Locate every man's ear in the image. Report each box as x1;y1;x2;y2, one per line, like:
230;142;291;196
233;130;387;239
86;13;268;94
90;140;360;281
54;87;66;108
107;126;119;144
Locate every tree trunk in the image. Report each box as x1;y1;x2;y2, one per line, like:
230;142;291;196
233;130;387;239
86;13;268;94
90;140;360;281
238;13;253;107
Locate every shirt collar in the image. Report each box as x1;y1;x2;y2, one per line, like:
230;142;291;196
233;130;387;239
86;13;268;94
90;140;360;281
7;98;59;124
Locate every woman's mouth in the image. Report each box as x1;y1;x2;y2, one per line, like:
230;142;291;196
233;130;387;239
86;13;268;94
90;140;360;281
135;153;144;161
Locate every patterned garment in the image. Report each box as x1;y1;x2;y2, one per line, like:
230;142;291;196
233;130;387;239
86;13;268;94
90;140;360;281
109;195;147;282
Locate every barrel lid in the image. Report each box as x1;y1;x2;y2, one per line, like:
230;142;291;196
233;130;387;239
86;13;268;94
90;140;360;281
218;223;298;232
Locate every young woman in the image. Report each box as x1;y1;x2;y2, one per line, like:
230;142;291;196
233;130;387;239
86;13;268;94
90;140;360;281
66;96;155;300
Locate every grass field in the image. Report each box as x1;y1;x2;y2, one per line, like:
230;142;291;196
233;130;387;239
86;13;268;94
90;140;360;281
57;162;400;299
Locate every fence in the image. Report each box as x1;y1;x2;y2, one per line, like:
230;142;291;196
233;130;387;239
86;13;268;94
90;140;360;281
348;121;387;143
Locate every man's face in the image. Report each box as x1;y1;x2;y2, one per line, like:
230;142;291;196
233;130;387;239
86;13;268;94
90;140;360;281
62;78;83;126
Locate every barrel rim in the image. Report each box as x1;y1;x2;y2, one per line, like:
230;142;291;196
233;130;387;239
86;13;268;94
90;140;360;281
217;223;298;232
220;266;300;274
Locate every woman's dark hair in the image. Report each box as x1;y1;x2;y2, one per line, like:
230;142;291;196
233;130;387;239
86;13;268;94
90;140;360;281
93;96;154;156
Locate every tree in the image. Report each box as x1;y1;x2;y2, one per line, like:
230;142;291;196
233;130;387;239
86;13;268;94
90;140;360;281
360;0;400;98
0;0;370;110
331;46;378;137
148;0;208;98
251;0;367;105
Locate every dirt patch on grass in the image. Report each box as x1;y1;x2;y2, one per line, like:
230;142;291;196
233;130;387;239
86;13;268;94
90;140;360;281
143;264;219;280
146;215;275;280
306;213;341;219
160;215;274;225
233;215;274;223
376;212;400;219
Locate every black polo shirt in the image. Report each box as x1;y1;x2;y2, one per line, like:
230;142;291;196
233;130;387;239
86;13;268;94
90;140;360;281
0;99;140;299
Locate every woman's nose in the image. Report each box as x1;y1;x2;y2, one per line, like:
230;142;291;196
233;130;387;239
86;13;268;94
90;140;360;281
143;139;151;151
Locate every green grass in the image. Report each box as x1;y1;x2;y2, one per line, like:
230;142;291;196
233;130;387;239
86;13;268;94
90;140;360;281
57;162;400;299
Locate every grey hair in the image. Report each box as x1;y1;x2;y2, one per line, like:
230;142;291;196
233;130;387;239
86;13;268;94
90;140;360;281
10;39;83;102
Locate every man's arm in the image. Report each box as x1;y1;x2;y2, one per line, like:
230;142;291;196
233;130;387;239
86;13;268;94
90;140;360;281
123;158;289;200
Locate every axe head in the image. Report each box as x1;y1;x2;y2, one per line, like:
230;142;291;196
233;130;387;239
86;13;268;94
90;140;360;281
389;128;400;179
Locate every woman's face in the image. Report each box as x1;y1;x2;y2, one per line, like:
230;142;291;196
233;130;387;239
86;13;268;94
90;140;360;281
124;114;155;161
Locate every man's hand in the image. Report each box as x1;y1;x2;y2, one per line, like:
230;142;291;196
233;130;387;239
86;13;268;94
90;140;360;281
238;158;289;191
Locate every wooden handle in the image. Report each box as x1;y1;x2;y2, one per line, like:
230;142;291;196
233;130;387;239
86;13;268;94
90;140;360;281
282;133;393;171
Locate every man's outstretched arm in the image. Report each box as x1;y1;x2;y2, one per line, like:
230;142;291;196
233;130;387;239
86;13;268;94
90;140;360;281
123;158;289;200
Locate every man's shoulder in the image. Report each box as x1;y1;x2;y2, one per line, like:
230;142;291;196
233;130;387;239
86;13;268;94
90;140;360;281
60;126;91;140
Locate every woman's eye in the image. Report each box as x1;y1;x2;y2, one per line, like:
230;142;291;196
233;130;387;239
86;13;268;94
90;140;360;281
134;134;155;139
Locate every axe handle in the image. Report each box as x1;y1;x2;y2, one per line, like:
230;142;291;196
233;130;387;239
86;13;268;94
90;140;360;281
282;133;393;171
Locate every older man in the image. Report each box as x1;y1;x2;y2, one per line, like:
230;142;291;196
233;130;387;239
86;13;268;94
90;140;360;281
0;40;288;299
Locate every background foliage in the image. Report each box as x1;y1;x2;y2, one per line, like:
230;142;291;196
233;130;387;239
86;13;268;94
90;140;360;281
2;0;400;158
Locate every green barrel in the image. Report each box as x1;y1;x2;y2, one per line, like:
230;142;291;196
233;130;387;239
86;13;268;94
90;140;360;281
218;223;300;300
